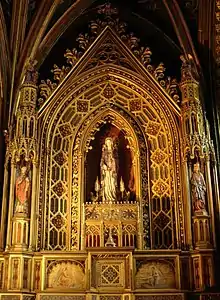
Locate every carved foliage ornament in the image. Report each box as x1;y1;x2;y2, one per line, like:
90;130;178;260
38;4;180;105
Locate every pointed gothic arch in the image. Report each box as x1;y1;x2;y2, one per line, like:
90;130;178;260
71;105;148;250
37;62;183;251
38;26;181;119
33;16;186;253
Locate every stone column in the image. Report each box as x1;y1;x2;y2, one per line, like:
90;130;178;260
0;156;9;250
2;61;38;294
180;55;215;291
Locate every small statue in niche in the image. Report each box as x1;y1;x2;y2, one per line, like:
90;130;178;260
14;165;30;215
89;135;132;203
24;59;38;84
191;162;207;215
100;137;117;203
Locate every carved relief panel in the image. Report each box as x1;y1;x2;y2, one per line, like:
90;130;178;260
10;257;21;289
0;260;4;289
90;253;131;290
135;258;177;290
40;296;86;300
135;296;184;300
33;259;41;290
46;260;86;290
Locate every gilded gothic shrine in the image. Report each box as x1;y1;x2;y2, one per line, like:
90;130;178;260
0;1;220;300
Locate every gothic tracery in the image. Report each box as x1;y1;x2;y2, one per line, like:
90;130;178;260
0;2;219;299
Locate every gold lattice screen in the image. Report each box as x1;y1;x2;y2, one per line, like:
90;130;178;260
48;129;70;250
147;121;175;248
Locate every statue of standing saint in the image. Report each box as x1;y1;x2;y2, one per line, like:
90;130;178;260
15;166;30;215
100;137;117;203
191;162;207;215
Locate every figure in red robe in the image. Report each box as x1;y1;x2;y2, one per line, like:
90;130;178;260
15;166;30;214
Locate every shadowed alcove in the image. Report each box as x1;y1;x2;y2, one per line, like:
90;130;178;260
85;122;135;203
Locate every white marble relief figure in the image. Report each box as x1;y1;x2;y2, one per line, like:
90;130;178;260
100;137;117;202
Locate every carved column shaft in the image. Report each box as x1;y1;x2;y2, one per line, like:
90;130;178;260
180;58;202;250
29;162;37;250
212;161;220;225
5;162;16;250
81;203;86;251
204;159;216;248
2;64;39;292
180;56;215;290
181;160;193;249
0;160;9;250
